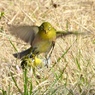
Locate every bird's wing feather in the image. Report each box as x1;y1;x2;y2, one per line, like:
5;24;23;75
8;24;39;44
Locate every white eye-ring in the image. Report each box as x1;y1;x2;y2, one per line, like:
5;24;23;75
48;26;51;30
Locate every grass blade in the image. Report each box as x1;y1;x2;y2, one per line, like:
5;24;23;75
11;73;22;94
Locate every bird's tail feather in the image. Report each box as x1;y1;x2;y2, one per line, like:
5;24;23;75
13;47;31;59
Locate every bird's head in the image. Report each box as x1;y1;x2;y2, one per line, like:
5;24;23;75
38;22;56;40
39;22;55;33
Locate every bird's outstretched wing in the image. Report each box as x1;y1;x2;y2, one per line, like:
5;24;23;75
8;24;39;44
56;31;86;38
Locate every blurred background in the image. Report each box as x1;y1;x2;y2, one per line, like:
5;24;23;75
0;0;95;94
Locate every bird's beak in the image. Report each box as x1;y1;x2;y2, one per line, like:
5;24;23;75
44;30;47;34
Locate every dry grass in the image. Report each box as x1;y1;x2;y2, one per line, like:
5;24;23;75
0;0;95;94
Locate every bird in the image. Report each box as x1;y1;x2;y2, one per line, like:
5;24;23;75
8;22;85;60
8;22;56;61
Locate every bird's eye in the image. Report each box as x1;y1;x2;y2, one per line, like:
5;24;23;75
41;25;44;30
48;26;51;30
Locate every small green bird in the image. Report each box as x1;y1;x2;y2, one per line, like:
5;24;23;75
9;22;56;60
8;22;84;61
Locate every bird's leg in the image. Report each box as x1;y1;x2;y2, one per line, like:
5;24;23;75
45;55;49;68
45;41;55;67
48;41;55;58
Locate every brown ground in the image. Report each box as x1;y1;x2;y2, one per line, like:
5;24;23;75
0;0;95;94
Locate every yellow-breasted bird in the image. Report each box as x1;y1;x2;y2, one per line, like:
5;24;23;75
8;22;84;61
8;22;56;60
